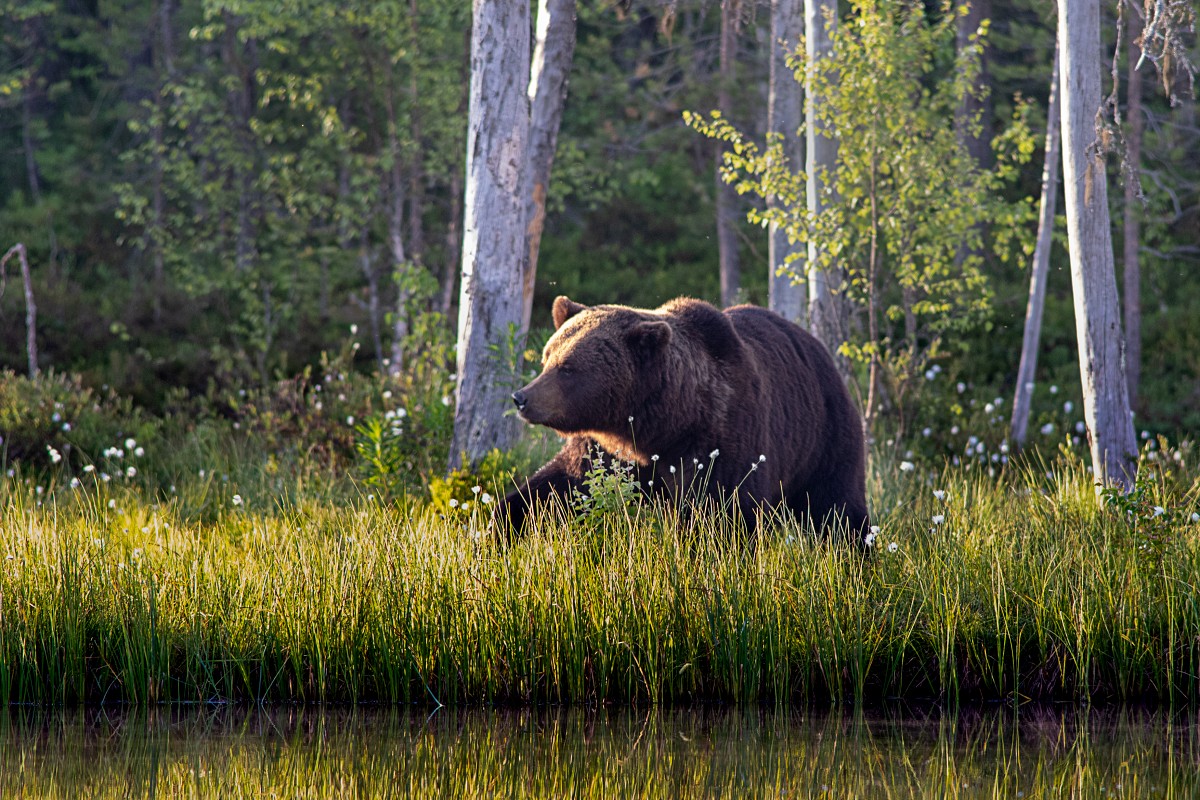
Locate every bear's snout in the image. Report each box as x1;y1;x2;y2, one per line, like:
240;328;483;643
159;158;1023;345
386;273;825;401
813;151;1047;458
512;390;528;411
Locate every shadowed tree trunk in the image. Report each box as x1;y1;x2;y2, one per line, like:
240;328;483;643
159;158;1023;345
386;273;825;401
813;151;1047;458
1;244;38;378
805;0;846;368
767;0;805;324
1011;45;1061;448
1123;5;1144;408
1057;0;1138;489
716;0;741;307
521;0;576;333
955;0;993;169
450;0;531;469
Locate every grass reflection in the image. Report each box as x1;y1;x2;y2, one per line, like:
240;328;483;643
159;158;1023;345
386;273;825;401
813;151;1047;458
2;706;1197;799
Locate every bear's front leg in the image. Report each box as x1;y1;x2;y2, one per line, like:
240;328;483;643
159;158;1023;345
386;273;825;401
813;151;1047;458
492;436;593;540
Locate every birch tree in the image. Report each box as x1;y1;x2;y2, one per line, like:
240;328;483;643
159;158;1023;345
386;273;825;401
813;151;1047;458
451;0;576;469
767;0;805;324
1122;4;1144;407
804;0;844;361
1057;0;1137;489
1011;45;1060;448
716;0;741;307
521;0;577;333
450;0;531;469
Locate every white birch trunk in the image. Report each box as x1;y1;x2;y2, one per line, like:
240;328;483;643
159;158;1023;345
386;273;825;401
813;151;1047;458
521;0;576;334
1123;6;1143;408
1011;45;1060;448
1057;0;1138;489
716;0;740;307
2;243;38;378
805;0;844;360
767;0;805;324
450;0;531;469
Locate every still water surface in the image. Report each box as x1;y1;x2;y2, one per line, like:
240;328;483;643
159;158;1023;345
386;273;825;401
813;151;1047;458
3;706;1197;798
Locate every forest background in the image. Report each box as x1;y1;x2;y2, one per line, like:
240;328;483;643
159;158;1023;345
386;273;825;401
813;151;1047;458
1;0;1197;488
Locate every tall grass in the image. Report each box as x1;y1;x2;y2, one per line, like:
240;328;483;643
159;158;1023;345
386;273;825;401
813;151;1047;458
2;453;1199;707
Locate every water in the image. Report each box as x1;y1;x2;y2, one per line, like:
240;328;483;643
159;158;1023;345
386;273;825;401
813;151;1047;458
3;706;1197;798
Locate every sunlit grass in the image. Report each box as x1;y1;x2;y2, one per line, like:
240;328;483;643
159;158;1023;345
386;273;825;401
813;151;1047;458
2;451;1199;707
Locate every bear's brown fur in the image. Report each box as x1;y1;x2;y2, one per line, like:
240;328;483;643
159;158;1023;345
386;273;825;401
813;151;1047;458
498;295;870;539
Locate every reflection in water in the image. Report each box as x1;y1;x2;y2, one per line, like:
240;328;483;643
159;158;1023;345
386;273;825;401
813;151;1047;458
2;706;1197;798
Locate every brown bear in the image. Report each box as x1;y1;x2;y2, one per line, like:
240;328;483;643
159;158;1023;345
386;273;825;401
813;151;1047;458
496;295;870;540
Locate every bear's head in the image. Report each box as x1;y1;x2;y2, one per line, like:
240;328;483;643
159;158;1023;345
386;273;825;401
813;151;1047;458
511;296;673;438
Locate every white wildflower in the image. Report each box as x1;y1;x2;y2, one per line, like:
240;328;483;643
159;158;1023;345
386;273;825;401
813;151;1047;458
956;382;966;394
933;489;946;501
70;477;81;489
922;427;932;437
1190;512;1199;523
47;446;62;464
346;416;355;426
1050;385;1059;394
134;447;144;458
1152;506;1165;517
125;438;136;450
481;493;493;505
1040;423;1055;435
932;514;945;525
758;454;766;462
83;464;94;473
350;324;358;335
126;466;137;478
669;465;676;474
232;494;243;506
382;390;392;400
449;499;459;508
441;395;452;406
1063;401;1073;414
900;461;915;472
472;485;482;495
709;448;720;459
887;542;899;553
62;422;72;432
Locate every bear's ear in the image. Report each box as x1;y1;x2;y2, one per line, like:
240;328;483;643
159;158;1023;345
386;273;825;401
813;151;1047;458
552;296;588;330
625;320;672;354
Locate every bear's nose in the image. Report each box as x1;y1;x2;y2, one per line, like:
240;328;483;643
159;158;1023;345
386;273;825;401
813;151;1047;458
512;390;527;411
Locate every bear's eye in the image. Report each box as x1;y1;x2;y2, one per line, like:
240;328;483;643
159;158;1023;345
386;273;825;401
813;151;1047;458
557;363;575;376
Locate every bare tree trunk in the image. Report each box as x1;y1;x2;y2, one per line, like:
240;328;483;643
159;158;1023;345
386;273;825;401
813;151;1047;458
151;0;175;325
450;0;531;470
1057;0;1138;489
1;244;38;378
383;62;410;377
955;0;993;169
767;0;805;324
1011;45;1061;448
440;26;472;319
1123;6;1144;409
521;0;576;333
21;80;59;270
715;0;741;308
805;0;845;364
441;167;463;317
